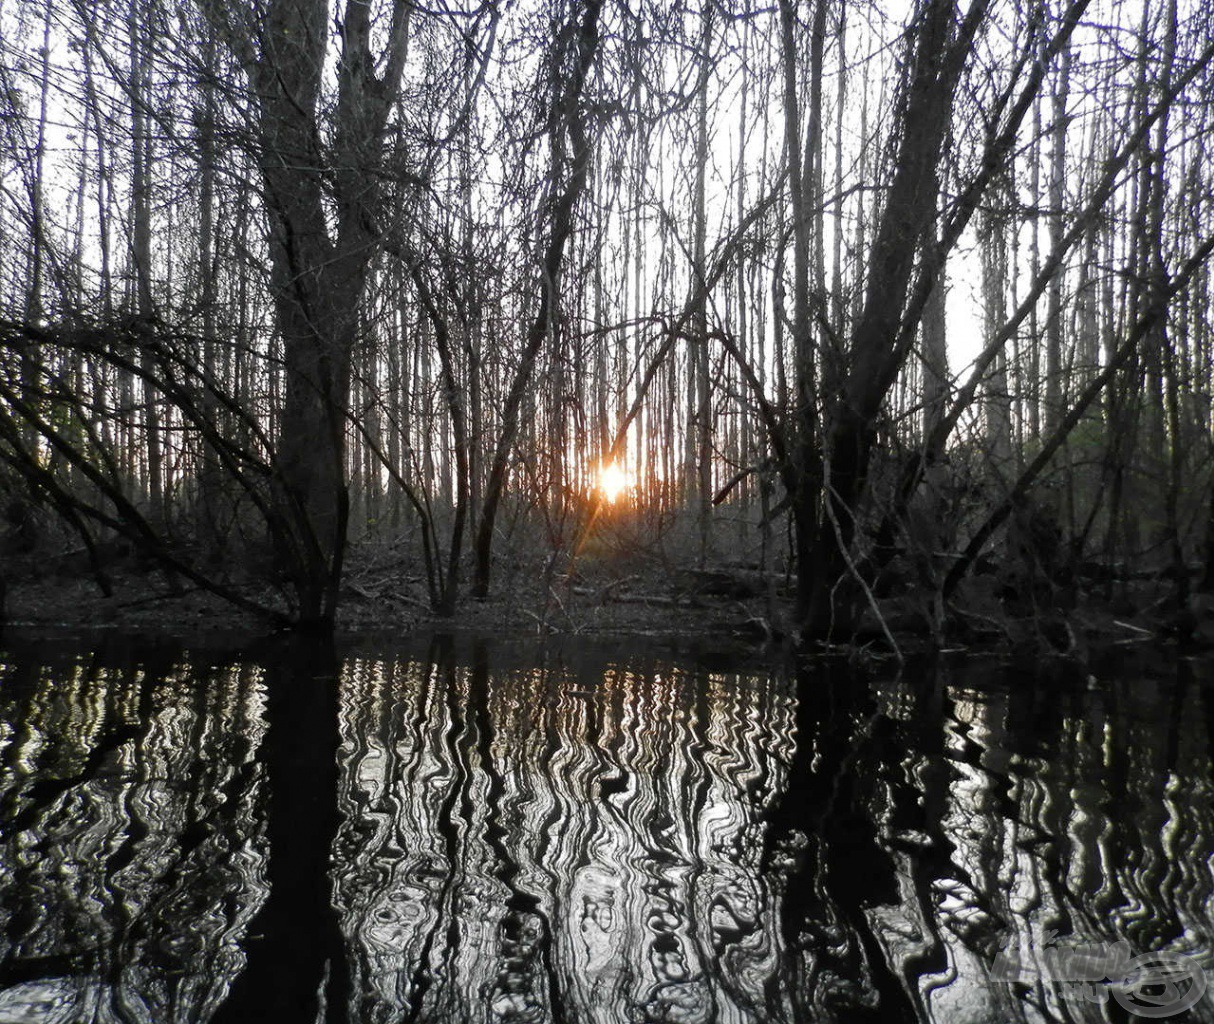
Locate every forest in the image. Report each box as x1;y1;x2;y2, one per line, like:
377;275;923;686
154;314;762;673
1;0;1213;645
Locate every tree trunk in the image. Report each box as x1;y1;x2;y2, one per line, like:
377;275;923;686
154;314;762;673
1043;43;1071;438
778;0;823;629
128;0;164;525
208;0;411;628
921;211;948;442
982;196;1012;471
800;0;983;637
691;0;713;566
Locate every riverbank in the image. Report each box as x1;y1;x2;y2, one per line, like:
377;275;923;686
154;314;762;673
5;544;1207;666
0;552;782;656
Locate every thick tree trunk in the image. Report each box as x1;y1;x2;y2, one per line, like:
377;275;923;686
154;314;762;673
208;0;410;628
253;0;348;627
800;0;984;637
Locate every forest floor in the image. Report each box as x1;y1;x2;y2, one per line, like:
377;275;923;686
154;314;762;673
4;536;1207;663
1;543;780;654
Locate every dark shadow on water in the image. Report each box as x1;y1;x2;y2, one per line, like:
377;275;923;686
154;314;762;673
763;661;926;1023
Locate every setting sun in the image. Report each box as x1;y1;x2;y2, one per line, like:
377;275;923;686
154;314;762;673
597;462;632;504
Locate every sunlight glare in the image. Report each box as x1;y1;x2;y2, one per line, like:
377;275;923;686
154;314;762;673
597;462;632;504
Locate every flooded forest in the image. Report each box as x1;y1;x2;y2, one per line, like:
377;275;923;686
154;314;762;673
2;1;1214;1020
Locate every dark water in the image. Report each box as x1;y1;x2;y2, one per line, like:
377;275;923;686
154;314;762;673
0;633;1211;1023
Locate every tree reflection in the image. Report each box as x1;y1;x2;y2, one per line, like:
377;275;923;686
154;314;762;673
0;640;265;1022
0;640;1211;1023
762;661;922;1023
214;635;348;1024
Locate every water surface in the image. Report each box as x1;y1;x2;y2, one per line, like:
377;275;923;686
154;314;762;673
0;633;1211;1022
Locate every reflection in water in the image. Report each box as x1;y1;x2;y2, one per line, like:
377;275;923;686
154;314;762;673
0;642;267;1022
331;639;797;1024
212;637;347;1024
0;638;1212;1022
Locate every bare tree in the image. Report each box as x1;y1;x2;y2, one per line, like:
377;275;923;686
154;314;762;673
472;0;604;599
202;0;411;628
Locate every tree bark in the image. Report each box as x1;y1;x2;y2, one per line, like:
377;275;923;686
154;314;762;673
779;0;823;630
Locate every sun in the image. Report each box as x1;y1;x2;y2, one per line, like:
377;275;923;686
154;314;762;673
597;462;632;504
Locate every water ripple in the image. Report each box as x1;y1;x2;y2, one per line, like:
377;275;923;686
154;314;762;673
0;641;1210;1022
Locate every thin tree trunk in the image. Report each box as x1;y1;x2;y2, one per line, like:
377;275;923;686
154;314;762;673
1043;43;1071;438
472;0;603;599
982;197;1012;471
196;19;223;558
691;0;713;566
129;0;164;525
20;0;52;427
